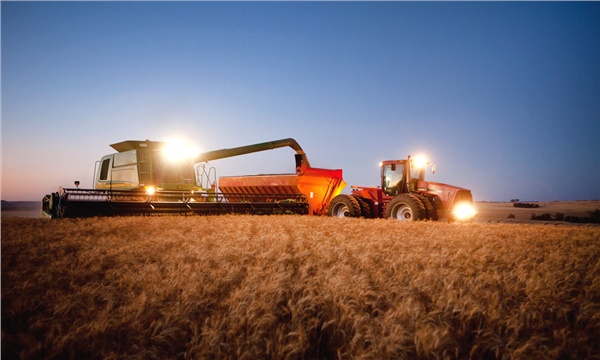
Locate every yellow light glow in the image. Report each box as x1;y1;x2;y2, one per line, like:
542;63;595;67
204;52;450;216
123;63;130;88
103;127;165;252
452;203;477;221
145;185;156;196
162;140;200;162
412;155;429;169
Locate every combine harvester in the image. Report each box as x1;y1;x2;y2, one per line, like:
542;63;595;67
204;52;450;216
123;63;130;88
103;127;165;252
41;138;476;221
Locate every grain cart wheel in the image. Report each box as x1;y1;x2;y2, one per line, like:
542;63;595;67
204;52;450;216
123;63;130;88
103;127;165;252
386;194;427;221
415;194;438;221
328;194;361;218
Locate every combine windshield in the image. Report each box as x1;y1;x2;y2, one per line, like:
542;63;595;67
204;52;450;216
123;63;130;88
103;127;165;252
154;158;195;187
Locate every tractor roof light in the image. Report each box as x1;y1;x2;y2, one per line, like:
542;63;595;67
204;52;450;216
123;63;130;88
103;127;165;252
412;155;429;169
411;155;436;174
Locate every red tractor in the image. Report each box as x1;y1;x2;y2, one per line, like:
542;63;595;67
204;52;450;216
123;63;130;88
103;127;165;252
327;156;476;221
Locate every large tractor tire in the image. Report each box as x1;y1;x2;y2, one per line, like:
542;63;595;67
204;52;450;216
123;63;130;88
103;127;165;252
386;194;427;221
328;194;361;218
415;194;438;221
352;195;373;218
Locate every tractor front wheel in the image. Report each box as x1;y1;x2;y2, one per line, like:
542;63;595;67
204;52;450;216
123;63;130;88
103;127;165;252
386;194;427;221
328;194;361;218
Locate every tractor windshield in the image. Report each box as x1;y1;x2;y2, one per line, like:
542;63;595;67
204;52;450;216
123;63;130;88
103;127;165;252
382;163;405;196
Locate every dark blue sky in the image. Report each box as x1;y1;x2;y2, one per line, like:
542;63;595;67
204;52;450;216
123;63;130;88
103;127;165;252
2;2;599;201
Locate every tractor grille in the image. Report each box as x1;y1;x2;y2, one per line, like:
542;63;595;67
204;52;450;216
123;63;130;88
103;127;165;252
455;190;473;204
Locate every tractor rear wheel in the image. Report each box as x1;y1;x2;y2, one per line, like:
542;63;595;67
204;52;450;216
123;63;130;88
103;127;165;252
386;194;427;221
352;195;372;218
415;194;438;221
328;194;361;218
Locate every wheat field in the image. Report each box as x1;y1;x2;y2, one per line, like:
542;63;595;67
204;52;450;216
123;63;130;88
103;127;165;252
2;216;599;359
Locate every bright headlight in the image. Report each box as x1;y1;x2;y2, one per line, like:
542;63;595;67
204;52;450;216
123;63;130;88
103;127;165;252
452;203;477;221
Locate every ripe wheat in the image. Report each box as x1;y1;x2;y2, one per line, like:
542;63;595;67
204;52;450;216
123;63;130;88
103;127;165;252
2;216;599;359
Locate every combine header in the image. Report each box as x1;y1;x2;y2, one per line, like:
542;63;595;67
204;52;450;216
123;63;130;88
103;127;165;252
41;138;476;221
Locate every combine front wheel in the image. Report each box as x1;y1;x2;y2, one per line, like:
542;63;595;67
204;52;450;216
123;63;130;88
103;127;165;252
386;194;427;221
328;194;361;218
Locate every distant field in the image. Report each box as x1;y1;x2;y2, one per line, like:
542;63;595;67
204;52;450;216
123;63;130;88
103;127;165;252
3;200;599;225
1;201;40;218
475;201;600;224
2;216;599;359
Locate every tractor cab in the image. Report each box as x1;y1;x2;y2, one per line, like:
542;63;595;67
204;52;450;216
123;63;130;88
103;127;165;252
380;156;434;196
381;160;408;196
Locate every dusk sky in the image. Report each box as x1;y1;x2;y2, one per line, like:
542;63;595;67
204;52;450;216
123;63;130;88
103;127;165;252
2;2;599;202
